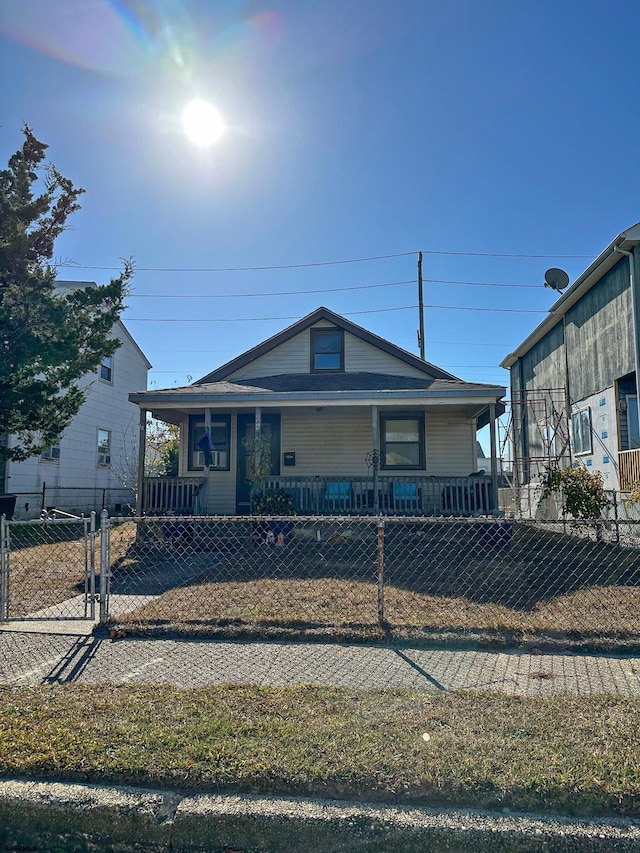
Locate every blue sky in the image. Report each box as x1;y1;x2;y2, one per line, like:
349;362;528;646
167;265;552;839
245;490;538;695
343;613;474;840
1;0;639;421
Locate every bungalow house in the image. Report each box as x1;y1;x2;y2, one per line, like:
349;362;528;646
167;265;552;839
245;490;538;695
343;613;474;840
1;282;151;518
501;222;640;493
129;307;505;516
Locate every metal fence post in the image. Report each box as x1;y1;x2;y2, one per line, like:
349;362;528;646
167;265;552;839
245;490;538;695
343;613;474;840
0;515;8;621
377;518;385;626
89;511;96;621
99;509;110;624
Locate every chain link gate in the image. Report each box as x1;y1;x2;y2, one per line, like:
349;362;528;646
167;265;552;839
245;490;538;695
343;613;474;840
0;511;101;622
2;511;640;645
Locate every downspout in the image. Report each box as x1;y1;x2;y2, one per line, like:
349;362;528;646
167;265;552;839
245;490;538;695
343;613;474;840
615;245;640;477
562;314;573;468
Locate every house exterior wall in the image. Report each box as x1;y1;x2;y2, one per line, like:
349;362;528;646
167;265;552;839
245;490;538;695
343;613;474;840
189;406;477;514
425;412;476;476
570;387;620;489
565;258;634;402
511;255;634;484
5;323;149;517
228;326;430;381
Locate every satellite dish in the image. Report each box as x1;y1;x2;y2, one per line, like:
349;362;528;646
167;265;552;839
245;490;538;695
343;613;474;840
544;268;570;292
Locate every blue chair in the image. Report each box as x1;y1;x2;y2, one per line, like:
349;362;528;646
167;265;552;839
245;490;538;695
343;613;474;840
324;481;351;512
393;481;419;513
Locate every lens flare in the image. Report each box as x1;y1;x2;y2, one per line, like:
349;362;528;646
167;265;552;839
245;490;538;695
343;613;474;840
182;99;225;146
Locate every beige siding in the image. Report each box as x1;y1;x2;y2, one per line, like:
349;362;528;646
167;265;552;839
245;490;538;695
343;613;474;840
230;332;311;379
345;336;430;378
229;325;429;380
425;413;475;476
281;407;373;476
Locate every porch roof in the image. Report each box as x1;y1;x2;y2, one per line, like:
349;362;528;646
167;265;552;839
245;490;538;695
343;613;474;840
129;372;505;422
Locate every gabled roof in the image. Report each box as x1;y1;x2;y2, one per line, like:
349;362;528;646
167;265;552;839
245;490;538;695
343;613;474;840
195;306;459;384
501;222;640;369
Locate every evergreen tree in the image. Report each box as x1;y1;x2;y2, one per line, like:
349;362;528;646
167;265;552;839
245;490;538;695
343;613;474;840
0;126;132;462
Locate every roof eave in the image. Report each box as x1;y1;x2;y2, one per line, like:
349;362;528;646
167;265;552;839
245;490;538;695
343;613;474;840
500;222;640;369
129;386;505;407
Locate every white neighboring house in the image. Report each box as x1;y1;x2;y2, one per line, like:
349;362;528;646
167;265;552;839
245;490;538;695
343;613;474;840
1;281;151;518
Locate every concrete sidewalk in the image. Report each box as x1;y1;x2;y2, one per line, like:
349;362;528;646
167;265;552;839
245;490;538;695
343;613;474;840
1;626;638;694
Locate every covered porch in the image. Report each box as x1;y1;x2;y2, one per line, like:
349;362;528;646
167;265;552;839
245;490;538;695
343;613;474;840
140;472;495;517
135;396;503;517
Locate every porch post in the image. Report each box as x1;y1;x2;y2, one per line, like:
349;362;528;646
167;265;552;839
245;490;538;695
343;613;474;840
254;407;262;500
489;402;498;513
136;408;146;516
371;405;380;513
204;407;211;472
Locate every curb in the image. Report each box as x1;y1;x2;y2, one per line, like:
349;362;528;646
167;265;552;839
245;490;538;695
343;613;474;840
1;779;640;852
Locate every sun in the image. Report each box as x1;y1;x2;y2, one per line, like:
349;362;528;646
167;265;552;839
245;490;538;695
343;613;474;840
181;99;225;146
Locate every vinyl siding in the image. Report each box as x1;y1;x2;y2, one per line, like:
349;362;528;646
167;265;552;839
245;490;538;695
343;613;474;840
280;408;373;476
229;326;429;380
6;325;148;514
425;412;475;476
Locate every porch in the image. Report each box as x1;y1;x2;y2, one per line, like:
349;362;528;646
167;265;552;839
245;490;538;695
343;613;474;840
141;473;495;517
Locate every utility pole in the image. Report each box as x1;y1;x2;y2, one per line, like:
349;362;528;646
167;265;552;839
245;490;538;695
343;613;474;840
417;251;425;360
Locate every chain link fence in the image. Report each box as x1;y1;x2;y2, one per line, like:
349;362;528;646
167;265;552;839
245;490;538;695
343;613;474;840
3;513;639;651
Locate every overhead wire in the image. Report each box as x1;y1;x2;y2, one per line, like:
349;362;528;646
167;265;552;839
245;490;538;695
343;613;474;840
59;246;593;274
128;276;547;299
127;303;547;322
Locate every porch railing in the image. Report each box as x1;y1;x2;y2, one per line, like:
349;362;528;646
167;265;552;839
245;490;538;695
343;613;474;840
619;449;640;491
265;475;495;516
142;476;205;515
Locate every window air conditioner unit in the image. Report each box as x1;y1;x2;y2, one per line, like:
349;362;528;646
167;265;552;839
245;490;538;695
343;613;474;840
196;450;222;468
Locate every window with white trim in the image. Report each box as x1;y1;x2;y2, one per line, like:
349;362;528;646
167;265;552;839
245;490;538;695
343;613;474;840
40;444;61;461
97;429;111;466
571;408;592;456
100;355;113;383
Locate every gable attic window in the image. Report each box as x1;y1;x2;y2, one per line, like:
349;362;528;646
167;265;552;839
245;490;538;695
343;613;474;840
311;328;344;372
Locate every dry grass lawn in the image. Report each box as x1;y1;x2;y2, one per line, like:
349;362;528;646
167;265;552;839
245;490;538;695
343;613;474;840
0;684;638;816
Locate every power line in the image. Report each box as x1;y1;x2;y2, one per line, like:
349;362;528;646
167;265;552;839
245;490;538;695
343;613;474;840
128;276;548;299
145;338;515;355
126;303;547;322
60;247;593;274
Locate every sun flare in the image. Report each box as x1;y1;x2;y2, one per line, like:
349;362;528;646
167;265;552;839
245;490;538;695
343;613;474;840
182;99;225;146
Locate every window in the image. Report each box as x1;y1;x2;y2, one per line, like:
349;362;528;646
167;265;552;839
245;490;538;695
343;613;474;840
381;413;425;470
97;429;111;466
311;328;344;372
188;415;230;470
41;444;61;461
100;355;113;382
571;408;592;456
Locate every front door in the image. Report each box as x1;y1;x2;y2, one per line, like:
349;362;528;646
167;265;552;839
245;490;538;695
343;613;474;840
236;414;281;514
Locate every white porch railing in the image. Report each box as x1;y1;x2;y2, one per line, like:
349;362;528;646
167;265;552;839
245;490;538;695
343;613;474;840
142;477;205;515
